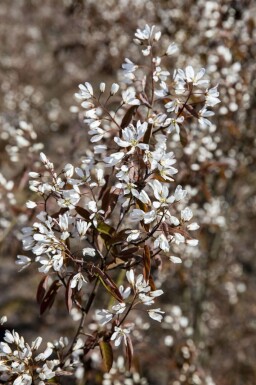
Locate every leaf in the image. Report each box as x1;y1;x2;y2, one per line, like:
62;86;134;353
51;207;69;219
119;246;139;257
92;266;123;302
179;126;188;147
150;172;171;183
143;245;151;282
36;275;49;305
125;335;134;371
40;280;62;315
121;105;137;130
102;188;120;219
149;275;156;291
107;229;128;246
184;104;199;119
99;341;113;372
143;123;153;144
65;276;73;313
97;222;116;237
75;206;91;221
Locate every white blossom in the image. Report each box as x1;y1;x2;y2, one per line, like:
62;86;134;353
166;42;178;56
147;308;165;322
114;121;149;154
110;83;119;95
111;326;131;347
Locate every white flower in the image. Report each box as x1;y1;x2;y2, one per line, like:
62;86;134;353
96;303;126;326
119;285;131;299
166;42;178;56
63;163;74;178
122;88;140;105
169;256;182;264
126;269;135;286
174;185;187;201
132;189;151;205
147;308;165;322
166;116;184;135
13;374;32;385
186;66;208;86
58;213;69;232
40;152;54;170
155;80;169;98
75;82;93;100
31;336;43;351
142;46;151;56
187;222;200;231
177;66;209;87
130;209;157;224
15;255;31;271
99;82;106;93
111;326;131;347
71;273;87;291
172;232;185;245
29;172;40;178
164;98;182;113
86;201;104;227
114;121;149;154
104;152;125;166
82;248;96;257
153;66;170;82
112;303;126;314
52;254;64;271
126;230;140;242
154;234;169;252
35;345;53;361
186;239;199;246
154;30;161;41
0;315;7;325
122;58;138;81
76;219;91;238
110;83;119;95
148;179;174;208
26;199;38;209
96;309;113;325
198;107;214;128
57;190;80;209
134;24;154;41
181;207;193;222
205;85;220;107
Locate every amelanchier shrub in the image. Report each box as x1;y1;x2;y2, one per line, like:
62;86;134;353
0;25;220;385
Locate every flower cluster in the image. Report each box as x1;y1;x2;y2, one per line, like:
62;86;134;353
0;321;61;385
2;24;220;381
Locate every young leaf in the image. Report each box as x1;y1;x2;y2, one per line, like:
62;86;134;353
40;280;62;315
36;275;49;305
75;206;91;221
102;188;120;219
92;266;123;302
143;123;153;144
121;105;138;130
149;275;156;291
125;335;134;371
179;126;188;147
99;341;113;372
97;222;116;237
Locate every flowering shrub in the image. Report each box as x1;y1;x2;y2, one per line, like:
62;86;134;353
0;24;221;384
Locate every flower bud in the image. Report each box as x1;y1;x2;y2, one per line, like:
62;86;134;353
110;83;119;95
99;82;105;93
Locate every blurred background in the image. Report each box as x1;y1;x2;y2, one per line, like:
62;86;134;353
0;1;256;384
